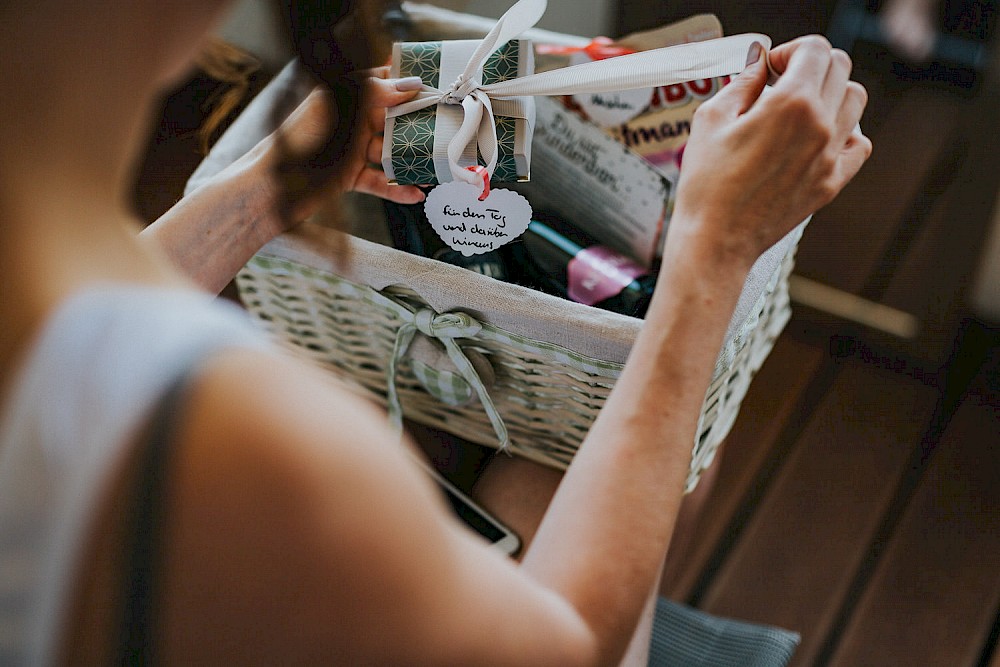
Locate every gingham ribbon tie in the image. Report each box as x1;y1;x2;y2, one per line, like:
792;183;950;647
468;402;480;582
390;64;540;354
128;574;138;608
387;307;511;451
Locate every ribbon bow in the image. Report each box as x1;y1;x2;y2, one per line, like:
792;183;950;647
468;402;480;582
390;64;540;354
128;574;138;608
384;304;510;450
386;0;546;190
385;0;772;189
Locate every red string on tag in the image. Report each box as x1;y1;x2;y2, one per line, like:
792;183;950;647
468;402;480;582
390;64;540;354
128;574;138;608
466;165;490;201
536;36;635;60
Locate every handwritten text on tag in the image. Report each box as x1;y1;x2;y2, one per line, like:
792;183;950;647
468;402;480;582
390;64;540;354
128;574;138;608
575;87;654;127
569;52;652;127
425;182;533;256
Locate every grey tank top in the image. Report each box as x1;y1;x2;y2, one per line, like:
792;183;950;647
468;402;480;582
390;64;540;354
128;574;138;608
0;285;270;666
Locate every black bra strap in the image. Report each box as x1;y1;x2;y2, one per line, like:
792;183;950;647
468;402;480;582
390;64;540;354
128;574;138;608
117;373;192;667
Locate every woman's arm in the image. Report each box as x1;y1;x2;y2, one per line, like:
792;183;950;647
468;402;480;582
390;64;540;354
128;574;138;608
140;71;425;294
154;37;869;667
516;36;870;664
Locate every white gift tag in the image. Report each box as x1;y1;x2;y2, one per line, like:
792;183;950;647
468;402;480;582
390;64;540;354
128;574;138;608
570;52;653;127
424;181;533;256
574;87;654;127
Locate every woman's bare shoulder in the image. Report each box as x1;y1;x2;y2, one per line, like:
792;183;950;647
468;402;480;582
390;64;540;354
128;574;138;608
153;346;596;665
156;347;442;661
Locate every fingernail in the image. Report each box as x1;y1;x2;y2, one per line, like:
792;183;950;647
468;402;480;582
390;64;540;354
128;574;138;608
746;42;763;67
394;76;424;92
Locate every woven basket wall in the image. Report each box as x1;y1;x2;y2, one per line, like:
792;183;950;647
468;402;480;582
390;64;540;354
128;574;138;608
236;227;796;492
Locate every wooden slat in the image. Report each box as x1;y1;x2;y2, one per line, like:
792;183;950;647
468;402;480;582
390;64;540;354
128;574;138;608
879;185;984;363
788;275;920;339
697;361;939;667
827;400;1000;667
661;333;827;600
879;89;1000;363
794;85;964;294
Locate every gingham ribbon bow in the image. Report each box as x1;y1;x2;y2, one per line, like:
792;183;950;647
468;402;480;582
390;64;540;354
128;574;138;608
386;306;510;450
385;0;772;190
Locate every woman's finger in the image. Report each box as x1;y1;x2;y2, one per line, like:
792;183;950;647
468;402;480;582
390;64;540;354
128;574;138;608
768;35;831;74
834;81;868;144
770;35;834;95
368;75;424;108
821;48;852;115
368;104;385;134
365;135;383;165
697;45;768;120
365;76;423;133
353;166;426;204
361;65;391;79
832;130;873;192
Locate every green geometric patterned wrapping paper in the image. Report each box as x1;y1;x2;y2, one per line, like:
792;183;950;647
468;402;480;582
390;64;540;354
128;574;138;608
384;39;533;186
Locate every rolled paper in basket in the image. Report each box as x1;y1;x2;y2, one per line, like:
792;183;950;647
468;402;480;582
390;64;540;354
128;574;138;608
382;0;772;189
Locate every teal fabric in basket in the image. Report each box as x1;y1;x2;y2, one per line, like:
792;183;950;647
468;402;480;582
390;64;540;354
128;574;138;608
649;598;800;667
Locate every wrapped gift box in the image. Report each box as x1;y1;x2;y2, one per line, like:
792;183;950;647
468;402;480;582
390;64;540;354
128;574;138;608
382;39;535;185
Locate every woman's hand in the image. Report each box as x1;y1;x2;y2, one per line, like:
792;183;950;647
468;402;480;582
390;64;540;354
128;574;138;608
672;36;872;268
144;68;427;294
273;66;426;223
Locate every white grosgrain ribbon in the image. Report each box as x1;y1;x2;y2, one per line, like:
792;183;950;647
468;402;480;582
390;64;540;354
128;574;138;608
387;0;546;187
385;0;772;189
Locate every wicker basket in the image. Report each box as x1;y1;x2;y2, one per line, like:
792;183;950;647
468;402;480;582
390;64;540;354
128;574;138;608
221;3;801;492
236;218;800;492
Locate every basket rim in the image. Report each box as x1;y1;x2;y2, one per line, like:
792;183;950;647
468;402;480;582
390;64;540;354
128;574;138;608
253;220;803;366
241;239;791;384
